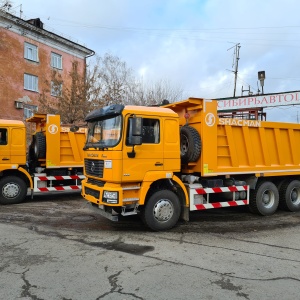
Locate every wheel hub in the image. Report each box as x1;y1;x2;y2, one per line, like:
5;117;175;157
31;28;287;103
2;182;20;199
153;199;174;222
291;188;300;204
180;136;188;155
262;191;274;208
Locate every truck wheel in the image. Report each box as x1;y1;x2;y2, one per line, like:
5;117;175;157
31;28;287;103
141;190;181;231
279;180;300;212
0;176;27;204
249;181;279;215
180;126;201;163
34;132;46;158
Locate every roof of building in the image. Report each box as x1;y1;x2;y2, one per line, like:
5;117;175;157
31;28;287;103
0;9;95;57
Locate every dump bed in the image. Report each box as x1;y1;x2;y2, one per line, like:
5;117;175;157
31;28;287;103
27;114;86;168
165;98;300;177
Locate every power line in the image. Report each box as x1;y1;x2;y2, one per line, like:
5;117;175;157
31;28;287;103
19;11;300;32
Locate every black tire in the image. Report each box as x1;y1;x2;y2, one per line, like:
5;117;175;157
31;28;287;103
141;190;181;231
28;135;35;161
34;132;46;159
0;176;27;204
180;126;201;163
249;181;279;215
279;180;300;212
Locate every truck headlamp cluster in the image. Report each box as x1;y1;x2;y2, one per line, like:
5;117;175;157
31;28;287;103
103;191;119;204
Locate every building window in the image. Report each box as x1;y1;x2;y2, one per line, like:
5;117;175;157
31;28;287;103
24;104;38;119
24;74;38;92
51;81;62;97
51;52;62;69
24;107;34;119
24;42;38;62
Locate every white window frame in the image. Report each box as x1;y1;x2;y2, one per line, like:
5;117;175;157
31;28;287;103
24;105;38;119
24;107;34;119
24;42;38;62
51;81;62;97
24;74;38;92
51;52;62;69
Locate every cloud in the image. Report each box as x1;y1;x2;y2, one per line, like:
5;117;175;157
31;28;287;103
14;0;300;121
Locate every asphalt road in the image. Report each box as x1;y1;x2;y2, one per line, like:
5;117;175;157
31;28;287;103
1;192;300;300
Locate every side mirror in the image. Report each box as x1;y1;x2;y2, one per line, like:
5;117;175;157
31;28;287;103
128;117;142;145
128;117;142;158
130;135;142;145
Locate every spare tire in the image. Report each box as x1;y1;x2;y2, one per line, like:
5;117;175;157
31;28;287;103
180;125;201;163
34;132;46;159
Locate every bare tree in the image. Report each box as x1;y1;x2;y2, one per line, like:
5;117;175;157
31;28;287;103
91;53;184;106
39;61;95;124
95;53;136;106
38;53;186;122
133;78;184;106
0;1;12;11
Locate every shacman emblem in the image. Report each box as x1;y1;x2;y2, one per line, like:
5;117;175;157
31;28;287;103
91;162;95;172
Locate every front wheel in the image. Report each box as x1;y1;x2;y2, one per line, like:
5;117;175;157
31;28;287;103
0;176;27;204
141;190;181;231
249;181;279;215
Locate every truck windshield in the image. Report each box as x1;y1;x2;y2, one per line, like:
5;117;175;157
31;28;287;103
85;115;122;149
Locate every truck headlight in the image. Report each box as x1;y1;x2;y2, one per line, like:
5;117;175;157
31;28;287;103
103;191;119;204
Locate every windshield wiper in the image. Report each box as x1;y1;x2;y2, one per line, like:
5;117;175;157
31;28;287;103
83;141;110;150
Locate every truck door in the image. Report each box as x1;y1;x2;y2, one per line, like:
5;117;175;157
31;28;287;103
123;116;163;181
10;127;26;164
0;128;10;164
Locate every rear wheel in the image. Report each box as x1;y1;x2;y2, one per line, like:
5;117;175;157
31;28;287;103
279;180;300;212
0;176;27;204
249;181;279;215
141;190;181;231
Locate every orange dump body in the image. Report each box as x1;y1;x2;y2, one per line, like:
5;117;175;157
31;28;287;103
164;98;300;177
27;114;86;168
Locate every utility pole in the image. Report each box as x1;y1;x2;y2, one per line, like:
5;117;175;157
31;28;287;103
228;43;241;97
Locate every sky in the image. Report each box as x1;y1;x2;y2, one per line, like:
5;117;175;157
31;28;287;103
7;0;300;122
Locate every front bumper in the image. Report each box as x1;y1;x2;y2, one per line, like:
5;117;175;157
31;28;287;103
82;179;122;206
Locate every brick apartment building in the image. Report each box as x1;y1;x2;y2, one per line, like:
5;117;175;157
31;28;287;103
0;9;94;120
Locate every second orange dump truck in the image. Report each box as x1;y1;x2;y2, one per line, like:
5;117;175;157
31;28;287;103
0;114;86;204
81;97;300;230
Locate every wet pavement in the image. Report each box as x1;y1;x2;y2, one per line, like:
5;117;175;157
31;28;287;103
1;192;300;299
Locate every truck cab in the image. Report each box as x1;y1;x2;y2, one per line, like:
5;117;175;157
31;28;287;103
81;104;185;230
0;120;27;168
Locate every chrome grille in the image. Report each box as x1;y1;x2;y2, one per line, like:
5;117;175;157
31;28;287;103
84;159;104;177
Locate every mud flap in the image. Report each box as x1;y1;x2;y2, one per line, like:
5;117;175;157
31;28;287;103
180;206;189;222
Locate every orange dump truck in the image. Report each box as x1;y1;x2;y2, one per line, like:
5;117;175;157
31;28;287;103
81;97;300;230
0;114;86;204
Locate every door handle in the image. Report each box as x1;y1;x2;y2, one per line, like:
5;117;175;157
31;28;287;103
2;158;9;161
155;162;163;166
